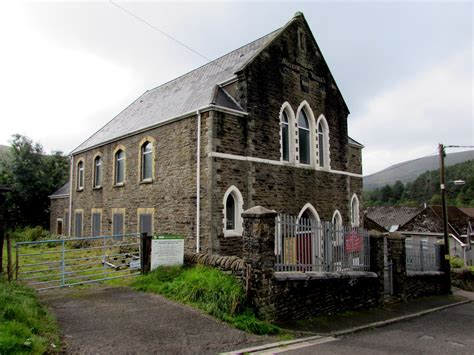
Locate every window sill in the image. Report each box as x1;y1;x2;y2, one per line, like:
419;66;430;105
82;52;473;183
93;186;102;190
140;179;153;185
224;231;242;238
113;183;125;188
76;188;84;192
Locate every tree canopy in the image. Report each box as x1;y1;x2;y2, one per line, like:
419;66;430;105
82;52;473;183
0;135;69;228
364;160;474;207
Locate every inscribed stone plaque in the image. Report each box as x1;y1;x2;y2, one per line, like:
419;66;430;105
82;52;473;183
151;235;184;270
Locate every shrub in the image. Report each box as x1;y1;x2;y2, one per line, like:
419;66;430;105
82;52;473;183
449;256;464;269
10;226;51;242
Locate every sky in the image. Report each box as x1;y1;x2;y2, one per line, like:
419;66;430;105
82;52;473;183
0;0;472;176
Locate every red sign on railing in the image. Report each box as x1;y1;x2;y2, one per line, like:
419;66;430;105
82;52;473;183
345;231;362;253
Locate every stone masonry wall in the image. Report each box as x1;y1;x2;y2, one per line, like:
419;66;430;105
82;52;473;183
405;271;450;299
207;15;363;255
49;197;69;235
71;112;211;253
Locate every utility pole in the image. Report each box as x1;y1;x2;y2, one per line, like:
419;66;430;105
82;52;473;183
438;143;451;289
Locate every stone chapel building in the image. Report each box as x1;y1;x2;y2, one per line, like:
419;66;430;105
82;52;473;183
50;12;364;256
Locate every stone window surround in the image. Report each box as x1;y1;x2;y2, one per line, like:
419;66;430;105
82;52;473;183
332;209;343;227
74;209;84;238
56;218;63;235
91;208;102;236
113;145;127;187
351;193;360;227
278;100;331;171
223;185;244;237
316;114;331;171
137;207;155;235
138;136;156;184
297;202;322;259
76;159;85;191
92;153;103;189
279;102;296;164
111;208;126;236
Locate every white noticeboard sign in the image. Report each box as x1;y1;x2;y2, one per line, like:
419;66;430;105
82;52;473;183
151;235;184;270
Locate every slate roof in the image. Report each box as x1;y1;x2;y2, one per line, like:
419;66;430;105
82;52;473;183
431;205;474;236
72;28;282;154
459;207;474;219
364;206;423;231
348;137;364;148
49;182;70;199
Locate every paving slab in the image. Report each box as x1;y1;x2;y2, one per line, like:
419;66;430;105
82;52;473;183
41;286;273;354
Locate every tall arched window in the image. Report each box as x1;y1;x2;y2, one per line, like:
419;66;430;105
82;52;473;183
297;203;321;269
115;149;125;185
351;194;360;227
281;111;290;162
316;115;330;169
76;161;84;190
141;141;153;181
93;156;102;188
298;110;310;164
223;186;244;237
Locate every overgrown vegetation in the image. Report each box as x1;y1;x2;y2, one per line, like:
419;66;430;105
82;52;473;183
364;160;474;207
9;226;52;243
0;134;69;229
133;265;281;335
0;278;60;354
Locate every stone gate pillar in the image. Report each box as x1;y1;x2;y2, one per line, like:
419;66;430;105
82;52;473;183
387;232;407;298
369;231;385;305
242;206;277;321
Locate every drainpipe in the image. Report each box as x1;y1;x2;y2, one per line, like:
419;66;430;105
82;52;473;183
68;155;74;236
196;109;201;253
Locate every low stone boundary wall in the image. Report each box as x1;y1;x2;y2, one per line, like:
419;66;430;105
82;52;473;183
451;268;474;291
184;252;247;284
272;271;380;321
405;271;449;299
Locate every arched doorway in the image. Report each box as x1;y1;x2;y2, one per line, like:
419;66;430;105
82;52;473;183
297;204;320;270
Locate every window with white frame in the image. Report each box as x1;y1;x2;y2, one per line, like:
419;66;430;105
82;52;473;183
93;156;102;188
115;149;125;185
223;186;243;237
316;115;330;169
298;109;311;165
141;141;153;181
77;161;84;190
281;111;290;162
351;194;360;227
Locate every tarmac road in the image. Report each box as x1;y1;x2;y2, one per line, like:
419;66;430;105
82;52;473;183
42;286;272;354
280;302;474;354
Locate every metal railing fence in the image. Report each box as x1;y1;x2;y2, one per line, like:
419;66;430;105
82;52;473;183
405;240;440;272
15;233;141;291
275;215;370;272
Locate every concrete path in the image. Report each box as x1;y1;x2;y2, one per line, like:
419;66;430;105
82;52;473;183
41;286;272;354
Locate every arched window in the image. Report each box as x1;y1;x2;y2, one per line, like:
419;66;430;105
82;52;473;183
223;186;244;237
351;194;360;227
316;115;330;169
298;110;311;164
115;149;125;185
281;111;290;162
297;203;321;269
93;156;102;188
141;141;153;181
332;210;342;227
76;161;84;190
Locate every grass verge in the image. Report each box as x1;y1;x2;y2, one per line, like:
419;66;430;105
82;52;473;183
132;265;282;335
0;278;60;354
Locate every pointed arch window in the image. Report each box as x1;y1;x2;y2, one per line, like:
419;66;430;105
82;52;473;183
223;186;244;237
317;115;330;169
76;161;84;190
93;156;102;188
141;141;153;181
298;110;310;164
351;194;360;227
318;122;325;167
281;111;290;162
115;149;125;185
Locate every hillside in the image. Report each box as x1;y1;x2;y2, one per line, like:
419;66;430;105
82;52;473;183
364;150;474;190
364;159;474;207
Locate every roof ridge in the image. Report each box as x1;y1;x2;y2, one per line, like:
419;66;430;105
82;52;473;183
144;27;282;94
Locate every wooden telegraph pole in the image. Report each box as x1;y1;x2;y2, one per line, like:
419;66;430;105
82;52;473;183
438;143;451;290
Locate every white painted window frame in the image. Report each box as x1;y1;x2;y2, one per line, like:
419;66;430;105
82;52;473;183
351;194;360;227
295;101;316;167
316;114;331;170
279;102;296;164
223;185;244;237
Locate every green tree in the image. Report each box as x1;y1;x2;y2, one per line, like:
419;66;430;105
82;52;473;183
0;135;69;228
